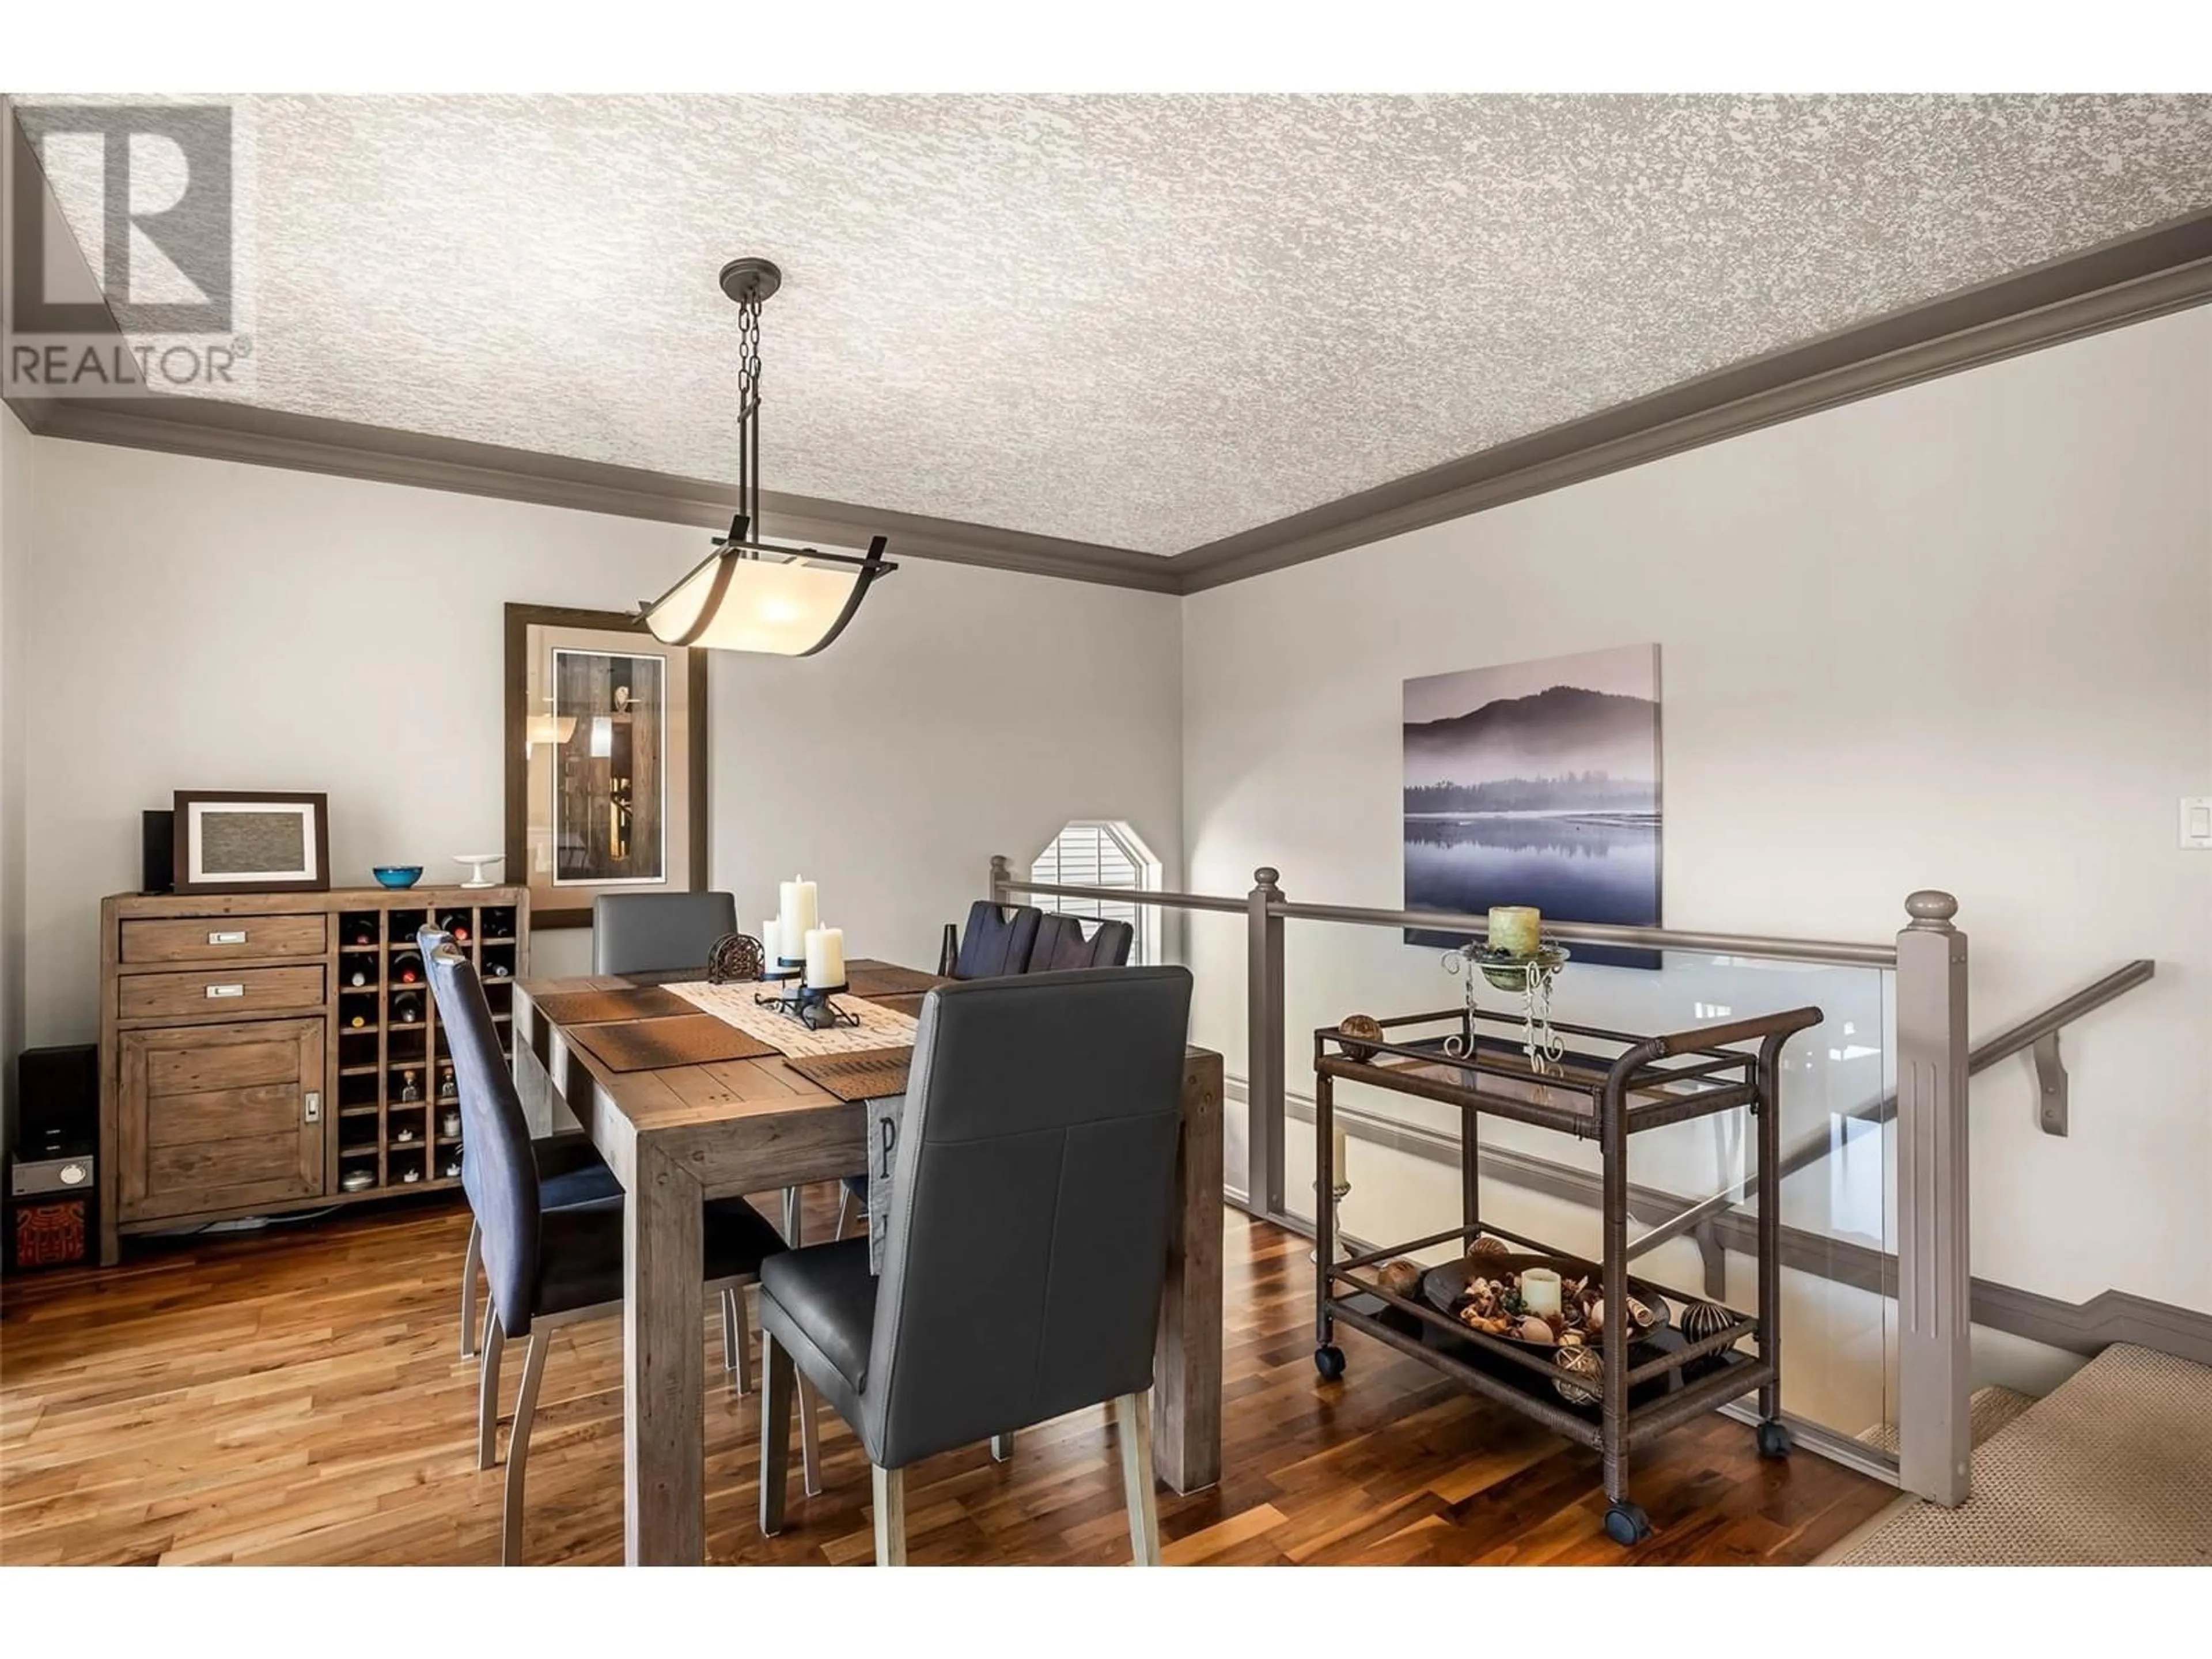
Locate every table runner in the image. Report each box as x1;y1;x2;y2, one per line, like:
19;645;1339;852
666;979;919;1058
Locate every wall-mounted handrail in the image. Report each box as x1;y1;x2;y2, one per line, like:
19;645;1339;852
1625;957;2158;1262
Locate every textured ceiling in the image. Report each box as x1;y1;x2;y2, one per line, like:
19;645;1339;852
29;94;2212;554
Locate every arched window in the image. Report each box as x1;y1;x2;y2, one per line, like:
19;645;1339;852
1031;821;1162;965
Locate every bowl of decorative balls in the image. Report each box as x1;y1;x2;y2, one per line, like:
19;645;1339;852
1369;1236;1691;1407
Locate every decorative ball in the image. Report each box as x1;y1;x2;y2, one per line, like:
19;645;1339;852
1553;1345;1603;1407
1515;1315;1557;1346
1679;1300;1734;1344
1377;1259;1425;1301
706;933;766;984
1336;1013;1384;1062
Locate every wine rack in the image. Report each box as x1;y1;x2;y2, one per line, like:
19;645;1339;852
334;891;525;1200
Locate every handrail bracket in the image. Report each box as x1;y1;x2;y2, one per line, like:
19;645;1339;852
2033;1031;2069;1137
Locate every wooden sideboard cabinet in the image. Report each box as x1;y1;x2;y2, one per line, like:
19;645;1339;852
97;885;529;1266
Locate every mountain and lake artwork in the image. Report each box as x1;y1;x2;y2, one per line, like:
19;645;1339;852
1403;645;1661;967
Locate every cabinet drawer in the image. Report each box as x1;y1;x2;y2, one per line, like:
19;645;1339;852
119;964;327;1021
121;912;328;965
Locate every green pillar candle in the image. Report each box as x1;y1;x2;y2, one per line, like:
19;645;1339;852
1488;905;1542;957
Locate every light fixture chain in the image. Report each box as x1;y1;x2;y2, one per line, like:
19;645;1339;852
736;294;764;532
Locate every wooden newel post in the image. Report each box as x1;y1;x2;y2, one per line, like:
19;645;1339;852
987;853;1012;906
1896;888;1971;1506
1245;867;1286;1216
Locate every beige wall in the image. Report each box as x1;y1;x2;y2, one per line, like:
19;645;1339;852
1181;305;2212;1319
0;406;31;1154
18;440;1183;1049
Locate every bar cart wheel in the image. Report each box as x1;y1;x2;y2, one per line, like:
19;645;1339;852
1756;1419;1794;1459
1313;1344;1346;1381
1604;1501;1652;1546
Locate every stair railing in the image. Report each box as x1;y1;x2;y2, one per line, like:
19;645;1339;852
989;855;2150;1510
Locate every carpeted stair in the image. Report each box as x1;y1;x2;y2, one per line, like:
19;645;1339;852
1833;1344;2212;1566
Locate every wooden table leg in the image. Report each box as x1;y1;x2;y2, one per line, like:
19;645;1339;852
1153;1050;1224;1494
624;1137;705;1565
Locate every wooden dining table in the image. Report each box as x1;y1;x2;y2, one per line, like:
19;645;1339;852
511;960;1225;1566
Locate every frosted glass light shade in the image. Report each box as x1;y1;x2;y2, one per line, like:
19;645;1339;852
525;713;577;747
644;552;865;656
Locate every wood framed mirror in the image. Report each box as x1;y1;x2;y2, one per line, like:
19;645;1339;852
504;603;709;929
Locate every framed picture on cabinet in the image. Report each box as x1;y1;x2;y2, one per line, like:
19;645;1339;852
172;790;331;895
504;603;709;929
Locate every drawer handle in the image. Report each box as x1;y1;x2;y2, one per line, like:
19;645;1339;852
204;983;246;999
207;929;249;945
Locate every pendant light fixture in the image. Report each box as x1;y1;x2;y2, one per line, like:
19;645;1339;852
642;257;895;654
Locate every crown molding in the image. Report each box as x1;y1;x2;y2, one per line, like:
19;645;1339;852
1175;204;2212;593
9;391;1180;593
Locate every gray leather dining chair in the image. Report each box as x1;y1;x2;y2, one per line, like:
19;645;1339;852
425;934;815;1564
590;889;772;1398
592;890;738;977
754;965;1194;1565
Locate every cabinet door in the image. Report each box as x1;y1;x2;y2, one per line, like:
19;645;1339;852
118;1018;325;1222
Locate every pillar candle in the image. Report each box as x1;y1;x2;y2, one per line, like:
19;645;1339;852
1520;1266;1562;1317
778;876;818;959
1330;1119;1349;1181
760;919;781;967
804;926;845;989
1488;905;1542;957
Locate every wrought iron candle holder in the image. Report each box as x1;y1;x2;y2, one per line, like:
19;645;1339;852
753;957;861;1029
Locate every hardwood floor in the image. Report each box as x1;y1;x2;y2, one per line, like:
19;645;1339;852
0;1195;1892;1566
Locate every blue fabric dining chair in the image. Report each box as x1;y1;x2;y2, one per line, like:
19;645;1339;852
427;926;625;1363
423;934;816;1564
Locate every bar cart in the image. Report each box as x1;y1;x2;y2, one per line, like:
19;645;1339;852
1311;997;1824;1546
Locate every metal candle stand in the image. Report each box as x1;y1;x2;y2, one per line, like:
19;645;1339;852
753;957;861;1029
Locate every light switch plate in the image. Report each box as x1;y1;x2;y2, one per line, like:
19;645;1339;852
2182;797;2212;850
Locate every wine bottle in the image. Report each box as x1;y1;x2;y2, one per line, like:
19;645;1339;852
486;960;510;979
391;950;424;985
347;963;371;988
391;991;423;1025
438;1063;457;1101
346;916;378;948
346;1007;372;1030
438;911;472;944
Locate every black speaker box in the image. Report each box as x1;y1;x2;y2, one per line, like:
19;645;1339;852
17;1044;97;1159
141;808;175;894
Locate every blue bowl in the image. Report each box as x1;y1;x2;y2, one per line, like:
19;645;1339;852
371;865;424;889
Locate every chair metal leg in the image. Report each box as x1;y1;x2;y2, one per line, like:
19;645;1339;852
460;1218;483;1358
476;1313;506;1471
725;1286;753;1396
502;1330;550;1566
1114;1391;1161;1566
759;1333;794;1537
798;1373;824;1497
990;1431;1014;1463
872;1464;907;1566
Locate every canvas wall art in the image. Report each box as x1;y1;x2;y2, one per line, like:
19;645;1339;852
1403;645;1661;967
